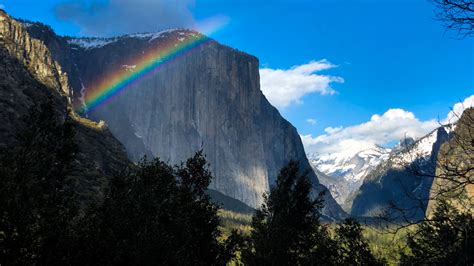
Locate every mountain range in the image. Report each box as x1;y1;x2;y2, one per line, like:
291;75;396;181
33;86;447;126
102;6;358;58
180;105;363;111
308;145;391;210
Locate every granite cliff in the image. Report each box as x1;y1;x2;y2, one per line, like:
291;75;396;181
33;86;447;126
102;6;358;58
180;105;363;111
426;108;474;217
23;22;345;218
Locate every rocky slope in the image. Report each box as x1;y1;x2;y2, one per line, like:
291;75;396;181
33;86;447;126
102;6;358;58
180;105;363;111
0;11;130;201
22;20;345;218
426;108;474;217
350;126;451;221
308;145;391;210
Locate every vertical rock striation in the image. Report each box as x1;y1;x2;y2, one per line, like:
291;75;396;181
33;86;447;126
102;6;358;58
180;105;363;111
24;25;345;218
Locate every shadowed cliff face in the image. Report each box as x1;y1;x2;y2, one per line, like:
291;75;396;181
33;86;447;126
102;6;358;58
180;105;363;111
0;11;130;201
25;24;345;218
426;108;474;217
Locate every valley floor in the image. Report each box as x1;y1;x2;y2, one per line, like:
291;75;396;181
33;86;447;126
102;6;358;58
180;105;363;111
219;210;412;265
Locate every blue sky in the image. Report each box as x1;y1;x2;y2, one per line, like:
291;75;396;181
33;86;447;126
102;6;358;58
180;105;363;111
2;0;473;154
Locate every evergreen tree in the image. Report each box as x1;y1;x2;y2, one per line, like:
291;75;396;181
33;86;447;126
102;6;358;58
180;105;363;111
0;99;78;265
334;218;381;265
242;160;336;265
73;151;238;265
401;199;474;265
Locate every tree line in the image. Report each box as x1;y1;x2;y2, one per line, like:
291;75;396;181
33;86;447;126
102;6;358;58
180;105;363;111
0;101;472;265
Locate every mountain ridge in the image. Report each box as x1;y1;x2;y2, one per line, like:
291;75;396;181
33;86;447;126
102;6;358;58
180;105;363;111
21;17;346;219
350;125;451;220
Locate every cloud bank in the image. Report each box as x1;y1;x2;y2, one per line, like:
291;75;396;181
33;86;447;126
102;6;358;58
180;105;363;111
55;0;196;37
259;60;344;109
302;95;474;156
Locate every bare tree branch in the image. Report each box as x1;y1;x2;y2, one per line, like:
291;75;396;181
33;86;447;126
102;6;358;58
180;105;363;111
431;0;474;38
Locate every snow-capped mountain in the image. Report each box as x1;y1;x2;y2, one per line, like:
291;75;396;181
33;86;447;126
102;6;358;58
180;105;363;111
308;145;391;208
64;29;199;50
309;145;391;182
391;125;455;169
350;126;451;220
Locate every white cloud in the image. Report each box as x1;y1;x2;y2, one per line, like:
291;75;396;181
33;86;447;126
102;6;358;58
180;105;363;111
302;109;438;156
302;95;474;157
444;95;474;124
306;118;317;125
259;60;344;109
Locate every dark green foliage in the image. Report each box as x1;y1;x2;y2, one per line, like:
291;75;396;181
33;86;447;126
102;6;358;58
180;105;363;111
0;101;385;266
72;151;238;265
0;100;238;265
242;161;381;265
241;160;336;265
334;218;382;265
0;99;78;265
401;199;474;265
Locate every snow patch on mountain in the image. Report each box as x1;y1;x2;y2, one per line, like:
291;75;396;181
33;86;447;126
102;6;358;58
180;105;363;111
309;145;391;182
21;21;33;28
129;29;182;42
308;144;391;206
392;127;448;168
67;37;116;49
66;29;199;50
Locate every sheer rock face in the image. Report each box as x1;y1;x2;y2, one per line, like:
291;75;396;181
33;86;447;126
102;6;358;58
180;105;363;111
0;11;130;201
426;108;474;217
0;10;68;146
0;12;70;102
25;25;345;218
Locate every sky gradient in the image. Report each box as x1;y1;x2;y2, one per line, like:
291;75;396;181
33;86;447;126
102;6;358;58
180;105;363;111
2;0;473;155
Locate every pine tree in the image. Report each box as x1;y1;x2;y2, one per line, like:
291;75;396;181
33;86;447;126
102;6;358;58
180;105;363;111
73;151;238;265
401;199;474;265
242;160;336;265
334;218;381;265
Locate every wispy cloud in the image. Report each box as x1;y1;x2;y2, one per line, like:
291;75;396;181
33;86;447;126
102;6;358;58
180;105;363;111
259;60;343;109
306;118;317;125
302;95;474;157
54;0;218;37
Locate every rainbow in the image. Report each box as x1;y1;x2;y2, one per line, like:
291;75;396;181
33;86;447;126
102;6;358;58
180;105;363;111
80;32;214;114
79;15;229;114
